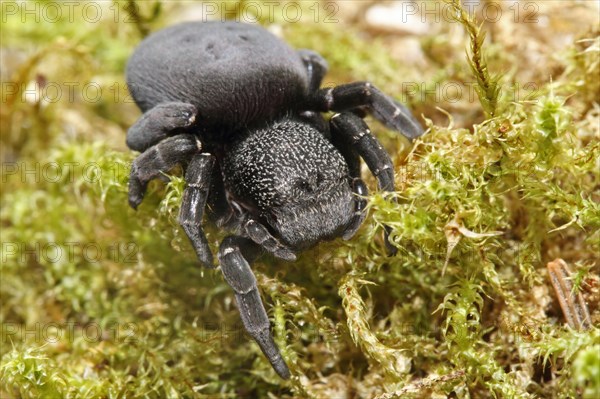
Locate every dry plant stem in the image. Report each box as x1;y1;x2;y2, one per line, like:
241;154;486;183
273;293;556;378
547;259;592;331
373;370;466;399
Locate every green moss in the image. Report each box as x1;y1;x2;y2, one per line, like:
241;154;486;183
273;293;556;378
574;343;600;399
1;347;67;399
1;1;598;398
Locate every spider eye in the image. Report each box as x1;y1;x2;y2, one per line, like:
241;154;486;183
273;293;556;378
294;173;327;194
316;172;324;186
294;179;312;192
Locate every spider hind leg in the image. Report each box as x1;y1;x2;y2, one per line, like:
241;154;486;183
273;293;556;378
126;102;197;152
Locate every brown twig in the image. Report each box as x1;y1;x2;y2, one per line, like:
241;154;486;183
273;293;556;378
547;259;592;330
373;370;466;398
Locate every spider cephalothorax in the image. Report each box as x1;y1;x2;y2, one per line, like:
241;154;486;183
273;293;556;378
222;119;355;249
126;21;424;379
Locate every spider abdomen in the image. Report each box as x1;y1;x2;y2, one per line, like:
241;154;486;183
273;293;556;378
126;21;308;133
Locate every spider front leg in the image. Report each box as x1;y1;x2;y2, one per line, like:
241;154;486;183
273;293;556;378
179;153;215;268
243;219;296;261
128;134;199;209
218;236;291;379
330;112;398;254
127;102;197;152
228;202;297;261
311;82;424;140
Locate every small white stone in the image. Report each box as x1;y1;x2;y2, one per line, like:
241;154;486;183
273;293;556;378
366;1;430;35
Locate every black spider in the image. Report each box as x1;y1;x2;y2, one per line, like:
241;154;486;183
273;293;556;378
125;21;424;379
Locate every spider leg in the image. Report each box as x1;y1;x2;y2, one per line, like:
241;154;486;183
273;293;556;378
297;50;331;135
227;202;297;262
311;82;424;140
342;178;369;240
127;102;197;152
297;49;328;93
298;111;329;137
330;112;397;254
330;128;369;240
243;219;297;261
179;153;215;268
128;134;198;209
330;113;394;191
218;236;291;379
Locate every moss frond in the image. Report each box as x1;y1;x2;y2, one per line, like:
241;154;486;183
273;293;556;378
445;0;502;118
339;273;410;378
